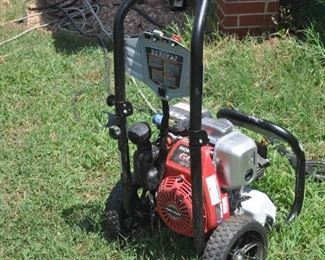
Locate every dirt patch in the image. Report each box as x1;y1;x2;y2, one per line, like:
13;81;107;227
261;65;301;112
26;5;43;28
0;0;10;23
28;0;192;37
0;0;9;6
99;0;191;36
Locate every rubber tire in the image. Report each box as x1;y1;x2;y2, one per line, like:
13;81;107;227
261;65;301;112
203;214;268;260
103;180;127;239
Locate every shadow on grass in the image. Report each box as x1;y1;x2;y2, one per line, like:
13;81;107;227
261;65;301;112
62;203;103;233
32;0;113;54
62;203;198;259
51;31;113;55
127;226;198;259
291;0;325;44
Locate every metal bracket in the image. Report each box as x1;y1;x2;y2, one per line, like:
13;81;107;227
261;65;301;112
189;130;209;146
109;125;121;139
158;88;166;99
116;101;133;117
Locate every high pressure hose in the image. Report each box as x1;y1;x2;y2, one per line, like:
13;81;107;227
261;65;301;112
270;139;325;182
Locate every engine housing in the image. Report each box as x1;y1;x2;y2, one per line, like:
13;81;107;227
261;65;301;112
156;138;230;237
214;130;258;189
156;175;207;236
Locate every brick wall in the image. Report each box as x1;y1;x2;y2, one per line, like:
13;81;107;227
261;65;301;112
216;0;279;37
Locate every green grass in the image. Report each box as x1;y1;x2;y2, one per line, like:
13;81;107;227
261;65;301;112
1;2;325;260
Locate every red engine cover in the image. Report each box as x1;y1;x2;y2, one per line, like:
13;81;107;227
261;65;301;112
156;175;207;236
156;138;230;237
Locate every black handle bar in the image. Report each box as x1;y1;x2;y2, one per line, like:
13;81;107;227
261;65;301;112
113;0;139;216
189;0;209;252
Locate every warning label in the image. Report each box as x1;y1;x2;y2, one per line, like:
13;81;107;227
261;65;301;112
146;47;183;89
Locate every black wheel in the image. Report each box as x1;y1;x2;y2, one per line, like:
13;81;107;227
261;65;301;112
103;180;129;239
203;214;268;260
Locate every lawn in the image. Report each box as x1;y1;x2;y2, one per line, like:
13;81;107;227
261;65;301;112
0;1;324;259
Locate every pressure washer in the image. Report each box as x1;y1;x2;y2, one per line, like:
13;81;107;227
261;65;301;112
103;0;323;258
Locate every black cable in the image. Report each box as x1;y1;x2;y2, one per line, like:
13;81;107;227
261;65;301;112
50;5;99;21
29;0;78;11
33;0;166;36
156;100;170;179
49;1;110;124
56;0;80;9
56;4;85;35
272;140;325;182
305;161;325;182
29;0;87;22
132;6;166;29
97;35;111;93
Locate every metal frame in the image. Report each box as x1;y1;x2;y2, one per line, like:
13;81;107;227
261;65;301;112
189;0;209;251
112;0;209;251
112;0;138;215
111;0;305;254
